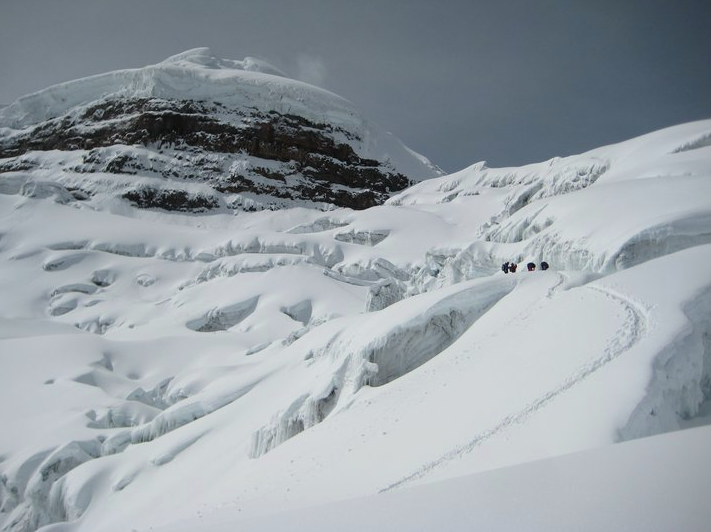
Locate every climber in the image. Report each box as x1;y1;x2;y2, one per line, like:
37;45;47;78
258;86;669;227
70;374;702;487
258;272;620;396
501;261;510;274
540;261;549;271
527;262;536;271
509;262;518;273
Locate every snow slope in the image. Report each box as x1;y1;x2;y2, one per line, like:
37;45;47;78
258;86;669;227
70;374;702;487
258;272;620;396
0;119;710;531
151;424;711;532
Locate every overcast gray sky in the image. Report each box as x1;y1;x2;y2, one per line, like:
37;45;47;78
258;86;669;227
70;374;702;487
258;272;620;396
1;0;710;172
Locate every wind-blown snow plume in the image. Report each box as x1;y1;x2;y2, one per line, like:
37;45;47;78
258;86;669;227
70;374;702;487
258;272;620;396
295;54;328;87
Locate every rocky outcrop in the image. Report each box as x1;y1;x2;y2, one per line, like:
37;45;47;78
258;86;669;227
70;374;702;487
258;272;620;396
0;97;414;210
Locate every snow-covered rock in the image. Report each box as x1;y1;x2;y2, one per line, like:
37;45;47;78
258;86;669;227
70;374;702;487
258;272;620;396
0;48;441;212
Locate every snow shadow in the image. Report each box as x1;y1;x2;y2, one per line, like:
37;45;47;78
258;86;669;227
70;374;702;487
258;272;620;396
186;296;260;332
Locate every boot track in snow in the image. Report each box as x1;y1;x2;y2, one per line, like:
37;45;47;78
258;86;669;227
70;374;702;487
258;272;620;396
380;281;648;492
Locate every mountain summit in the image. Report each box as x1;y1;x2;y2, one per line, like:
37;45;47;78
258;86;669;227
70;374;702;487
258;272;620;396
0;48;441;211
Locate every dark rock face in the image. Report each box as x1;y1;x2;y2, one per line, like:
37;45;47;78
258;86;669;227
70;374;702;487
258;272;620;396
0;98;411;211
122;187;220;212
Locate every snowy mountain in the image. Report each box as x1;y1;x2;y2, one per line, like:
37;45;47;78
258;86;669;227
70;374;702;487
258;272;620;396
1;61;711;531
0;48;441;211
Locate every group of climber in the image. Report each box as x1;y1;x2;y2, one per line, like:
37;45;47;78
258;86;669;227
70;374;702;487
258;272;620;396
501;260;549;274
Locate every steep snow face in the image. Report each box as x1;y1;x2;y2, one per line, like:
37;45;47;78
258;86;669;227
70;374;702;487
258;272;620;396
0;120;710;532
0;48;441;211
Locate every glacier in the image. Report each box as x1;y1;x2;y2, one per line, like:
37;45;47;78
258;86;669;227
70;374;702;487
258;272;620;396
0;57;710;531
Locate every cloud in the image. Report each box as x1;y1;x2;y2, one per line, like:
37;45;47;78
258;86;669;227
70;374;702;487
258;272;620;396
295;54;327;87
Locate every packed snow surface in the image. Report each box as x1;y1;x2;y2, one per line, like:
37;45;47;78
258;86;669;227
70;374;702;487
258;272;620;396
0;119;710;531
152;425;711;532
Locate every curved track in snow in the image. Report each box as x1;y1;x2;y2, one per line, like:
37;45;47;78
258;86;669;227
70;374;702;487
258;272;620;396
380;280;648;492
546;271;569;299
